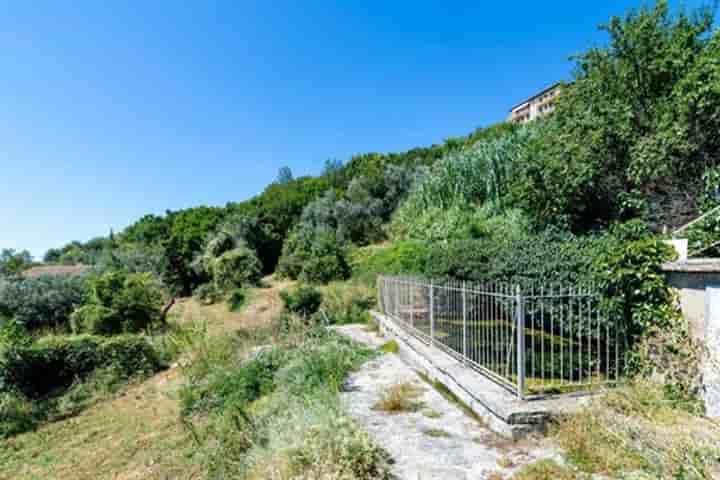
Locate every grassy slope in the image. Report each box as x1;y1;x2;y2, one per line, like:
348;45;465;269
0;277;292;480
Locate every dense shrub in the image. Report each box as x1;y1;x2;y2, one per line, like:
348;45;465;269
70;271;164;335
425;229;602;288
193;283;222;305
228;288;249;312
0;275;88;331
97;243;165;276
0;249;33;277
180;347;288;416
277;227;350;283
280;285;323;317
0;335;162;398
211;247;262;291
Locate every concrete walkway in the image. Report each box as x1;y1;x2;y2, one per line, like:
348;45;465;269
336;325;559;480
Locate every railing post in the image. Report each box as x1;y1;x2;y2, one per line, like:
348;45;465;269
462;281;467;362
429;280;434;346
516;285;526;399
377;276;383;313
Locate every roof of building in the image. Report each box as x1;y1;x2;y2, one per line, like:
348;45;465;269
662;259;720;273
21;264;91;279
509;82;563;112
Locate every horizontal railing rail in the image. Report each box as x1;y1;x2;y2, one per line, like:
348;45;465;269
378;275;623;399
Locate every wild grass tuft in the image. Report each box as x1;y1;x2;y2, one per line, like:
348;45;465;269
372;382;425;414
422;427;451;438
379;340;399;354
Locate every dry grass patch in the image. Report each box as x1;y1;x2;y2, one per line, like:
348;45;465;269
372;382;425;414
512;459;578;480
547;380;720;479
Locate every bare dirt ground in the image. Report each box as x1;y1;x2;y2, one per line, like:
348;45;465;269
0;276;290;480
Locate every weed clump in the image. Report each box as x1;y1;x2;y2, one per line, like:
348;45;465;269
372;382;425;414
379;340;399;354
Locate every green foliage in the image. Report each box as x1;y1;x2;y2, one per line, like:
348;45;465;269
0;334;162;399
193;283;222;306
280;285;323;317
178;325;383;479
512;2;719;229
425;226;597;287
211;247;262;291
180;347;287;416
161;206;228;295
0;275;88;331
0;249;33;277
227;288;249;312
71;271;164;335
593;222;679;369
350;241;431;284
97;243;165;276
0;318;32;349
277;227;350;283
0;338;162;438
231;176;330;272
395;125;529;215
319;282;375;325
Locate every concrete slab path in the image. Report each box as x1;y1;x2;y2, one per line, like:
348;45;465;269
336;324;560;480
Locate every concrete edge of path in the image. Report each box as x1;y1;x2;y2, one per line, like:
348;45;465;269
367;311;592;439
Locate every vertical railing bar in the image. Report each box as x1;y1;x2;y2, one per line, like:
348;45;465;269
516;284;525;399
560;284;565;386
462;280;468;363
429;279;434;347
530;283;535;388
541;284;545;387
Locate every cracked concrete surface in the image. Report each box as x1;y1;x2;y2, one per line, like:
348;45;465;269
336;325;560;480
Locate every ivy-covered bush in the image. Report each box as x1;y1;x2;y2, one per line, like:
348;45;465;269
0;334;162;398
0;275;88;331
70;271;164;335
425;228;603;288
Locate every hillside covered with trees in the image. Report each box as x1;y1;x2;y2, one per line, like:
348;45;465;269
2;2;720;479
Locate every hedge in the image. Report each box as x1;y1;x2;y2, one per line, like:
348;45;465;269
0;335;162;398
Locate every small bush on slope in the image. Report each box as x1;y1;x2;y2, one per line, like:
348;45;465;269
280;285;323;318
277;226;351;284
70;270;164;335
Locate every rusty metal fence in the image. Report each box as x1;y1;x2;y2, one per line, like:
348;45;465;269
377;275;624;399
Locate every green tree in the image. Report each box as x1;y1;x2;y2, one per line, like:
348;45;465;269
0;249;33;277
161;206;227;295
512;1;718;230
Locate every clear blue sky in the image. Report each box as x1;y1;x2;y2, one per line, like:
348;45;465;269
1;1;712;258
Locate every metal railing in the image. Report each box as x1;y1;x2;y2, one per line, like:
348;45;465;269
378;275;624;399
